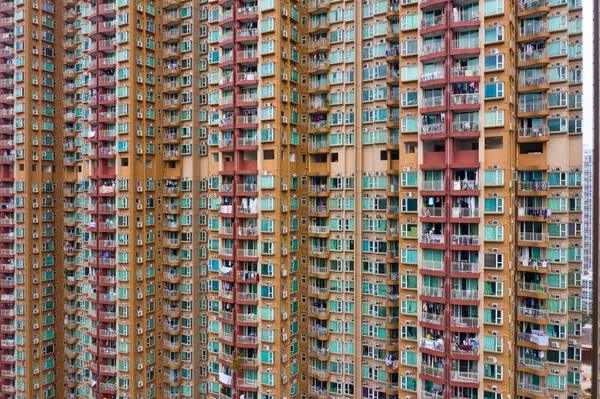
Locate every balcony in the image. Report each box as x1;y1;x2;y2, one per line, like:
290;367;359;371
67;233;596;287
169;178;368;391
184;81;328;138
518;306;549;320
519;48;548;65
519;23;548;40
518;356;548;371
518;232;548;243
422;180;444;191
421;42;444;57
451;289;479;301
516;331;549;346
518;181;548;191
420;337;444;352
517;382;547;396
452;38;479;51
420;364;444;379
421;312;444;325
421;122;445;136
451;261;479;273
451;371;478;383
421;286;444;298
421;15;444;31
421;96;444;110
451;235;479;246
451;317;478;328
308;366;329;379
452;66;480;79
421;260;444;271
420;233;444;245
519;100;548;115
451;93;480;107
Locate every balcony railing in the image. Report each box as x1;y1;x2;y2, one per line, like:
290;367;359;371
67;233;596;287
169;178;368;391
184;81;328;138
452;207;480;218
451;235;479;245
518;306;549;319
520;23;546;37
451;317;479;328
421;122;445;135
421;233;444;245
421;96;444;108
518;181;548;191
421;312;444;325
451;371;479;382
518;125;548;138
518;382;548;395
519;0;548;11
518;232;548;242
451;289;479;300
421;15;444;29
453;11;479;22
519;48;547;63
421;260;444;271
452;38;479;50
420;364;444;379
451;261;479;273
519;100;548;113
452;66;480;77
451;93;480;105
421;286;444;298
422;180;444;190
421;42;444;56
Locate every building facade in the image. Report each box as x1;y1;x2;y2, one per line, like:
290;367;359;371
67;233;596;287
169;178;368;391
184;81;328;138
0;0;584;398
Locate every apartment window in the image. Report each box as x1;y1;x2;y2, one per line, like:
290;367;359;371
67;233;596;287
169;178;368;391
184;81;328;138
483;336;503;352
484;308;503;325
484;198;504;213
484;110;504;127
484;226;504;241
484;82;504;99
400;15;417;30
484;54;504;71
484;0;504;15
548;66;568;82
548;40;568;56
548;15;567;31
484;26;504;43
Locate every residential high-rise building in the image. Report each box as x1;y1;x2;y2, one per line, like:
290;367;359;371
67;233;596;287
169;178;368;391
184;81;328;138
582;148;592;276
582;149;592;314
0;0;584;398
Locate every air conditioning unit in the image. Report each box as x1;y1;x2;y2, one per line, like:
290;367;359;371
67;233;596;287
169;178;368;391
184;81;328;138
138;346;143;352
282;333;288;341
137;76;143;83
282;95;288;102
137;204;143;210
137;222;143;228
282;117;288;123
137;275;143;282
137;310;143;317
33;338;39;344
137;327;143;334
138;363;143;370
34;384;39;389
33;324;39;329
282;312;288;320
136;148;142;154
137;240;143;245
137;381;143;388
137;95;143;101
137;41;142;47
137;186;143;192
551;342;560;348
282;291;288;298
